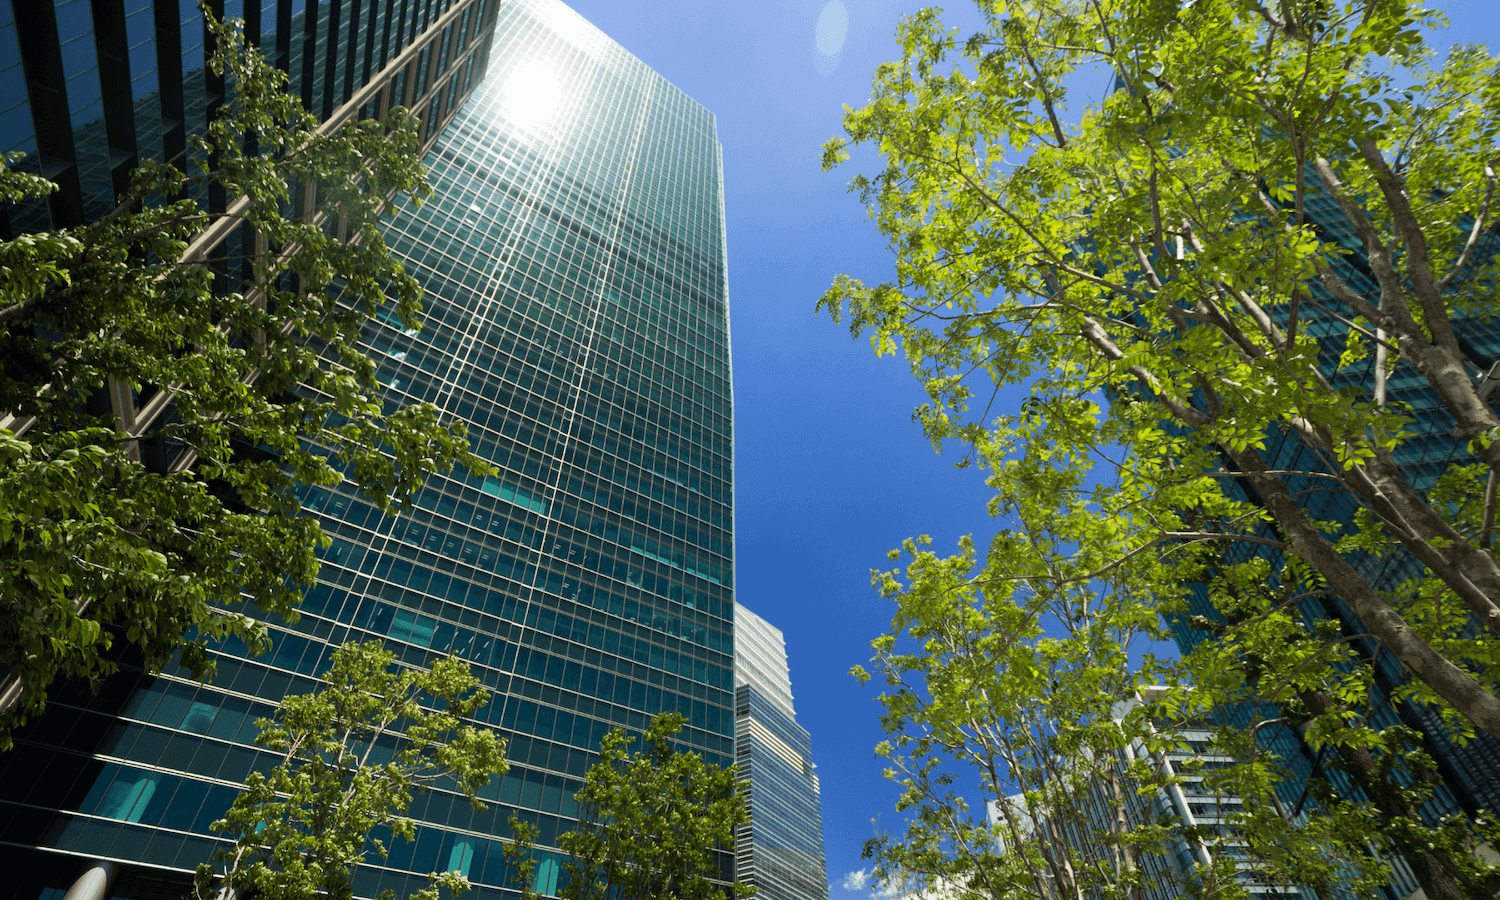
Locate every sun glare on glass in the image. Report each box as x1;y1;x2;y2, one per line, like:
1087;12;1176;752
501;60;563;136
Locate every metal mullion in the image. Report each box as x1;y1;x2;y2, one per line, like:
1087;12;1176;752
377;78;392;119
203;0;227;218
12;0;82;226
274;0;292;72
417;41;436;101
152;0;186;168
89;0;141;205
244;0;261;45
342;0;363;106
435;18;453;75
320;0;342;119
362;0;381;89
298;0;320;109
395;0;412;49
378;0;399;72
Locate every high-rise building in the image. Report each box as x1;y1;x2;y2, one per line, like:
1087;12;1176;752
733;602;828;900
989;699;1309;900
1;0;496;236
0;1;739;898
0;0;499;455
1160;183;1500;898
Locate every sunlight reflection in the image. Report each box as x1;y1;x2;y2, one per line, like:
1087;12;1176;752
815;0;849;74
500;60;563;137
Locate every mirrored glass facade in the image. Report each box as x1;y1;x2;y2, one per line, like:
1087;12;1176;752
734;603;827;900
1162;186;1500;899
0;0;738;896
2;0;496;237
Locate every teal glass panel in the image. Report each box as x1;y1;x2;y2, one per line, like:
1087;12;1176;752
97;770;159;823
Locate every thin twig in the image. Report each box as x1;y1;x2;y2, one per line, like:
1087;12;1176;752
1481;470;1498;550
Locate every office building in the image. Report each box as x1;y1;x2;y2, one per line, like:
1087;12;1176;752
989;698;1310;900
0;0;738;897
733;602;828;900
2;0;496;236
1161;184;1500;898
1111;707;1309;900
0;0;499;455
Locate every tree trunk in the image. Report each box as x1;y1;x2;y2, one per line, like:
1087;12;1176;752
1300;691;1472;900
1230;447;1500;743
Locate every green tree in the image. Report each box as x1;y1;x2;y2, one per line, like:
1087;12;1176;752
0;9;491;747
193;641;508;900
853;531;1387;900
822;0;1500;897
852;527;1191;900
507;713;753;900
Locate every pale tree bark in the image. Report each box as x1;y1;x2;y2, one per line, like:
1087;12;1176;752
1225;445;1500;742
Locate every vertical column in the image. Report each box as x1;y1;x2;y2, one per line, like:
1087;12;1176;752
274;0;293;73
153;0;186;166
299;0;320;110
203;0;227;224
362;0;381;89
60;862;119;900
320;0;343;119
343;0;364;106
11;0;83;227
89;0;140;206
244;0;261;45
378;0;400;71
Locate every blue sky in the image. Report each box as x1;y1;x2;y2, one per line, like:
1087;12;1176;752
553;2;1499;898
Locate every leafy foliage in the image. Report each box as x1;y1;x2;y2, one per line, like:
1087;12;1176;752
508;713;753;900
193;642;507;900
0;10;492;747
853;531;1390;900
826;0;1500;897
852;529;1197;900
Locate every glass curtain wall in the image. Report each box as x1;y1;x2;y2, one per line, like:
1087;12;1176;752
320;0;738;890
734;603;828;900
0;0;736;897
1162;185;1500;900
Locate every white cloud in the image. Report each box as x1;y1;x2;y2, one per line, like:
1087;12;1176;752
877;875;958;900
842;868;951;900
872;877;913;900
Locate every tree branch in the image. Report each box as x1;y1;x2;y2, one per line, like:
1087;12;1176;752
1311;157;1422;336
1161;531;1290;550
1436;162;1496;291
1354;136;1460;355
1227;445;1500;743
1481;470;1498;551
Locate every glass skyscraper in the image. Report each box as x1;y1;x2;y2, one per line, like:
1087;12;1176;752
1;0;496;236
734;602;828;900
1161;184;1500;899
0;0;498;454
0;1;738;897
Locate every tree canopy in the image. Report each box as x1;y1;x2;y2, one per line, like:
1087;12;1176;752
193;642;507;900
824;0;1500;897
508;713;753;900
0;11;491;747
